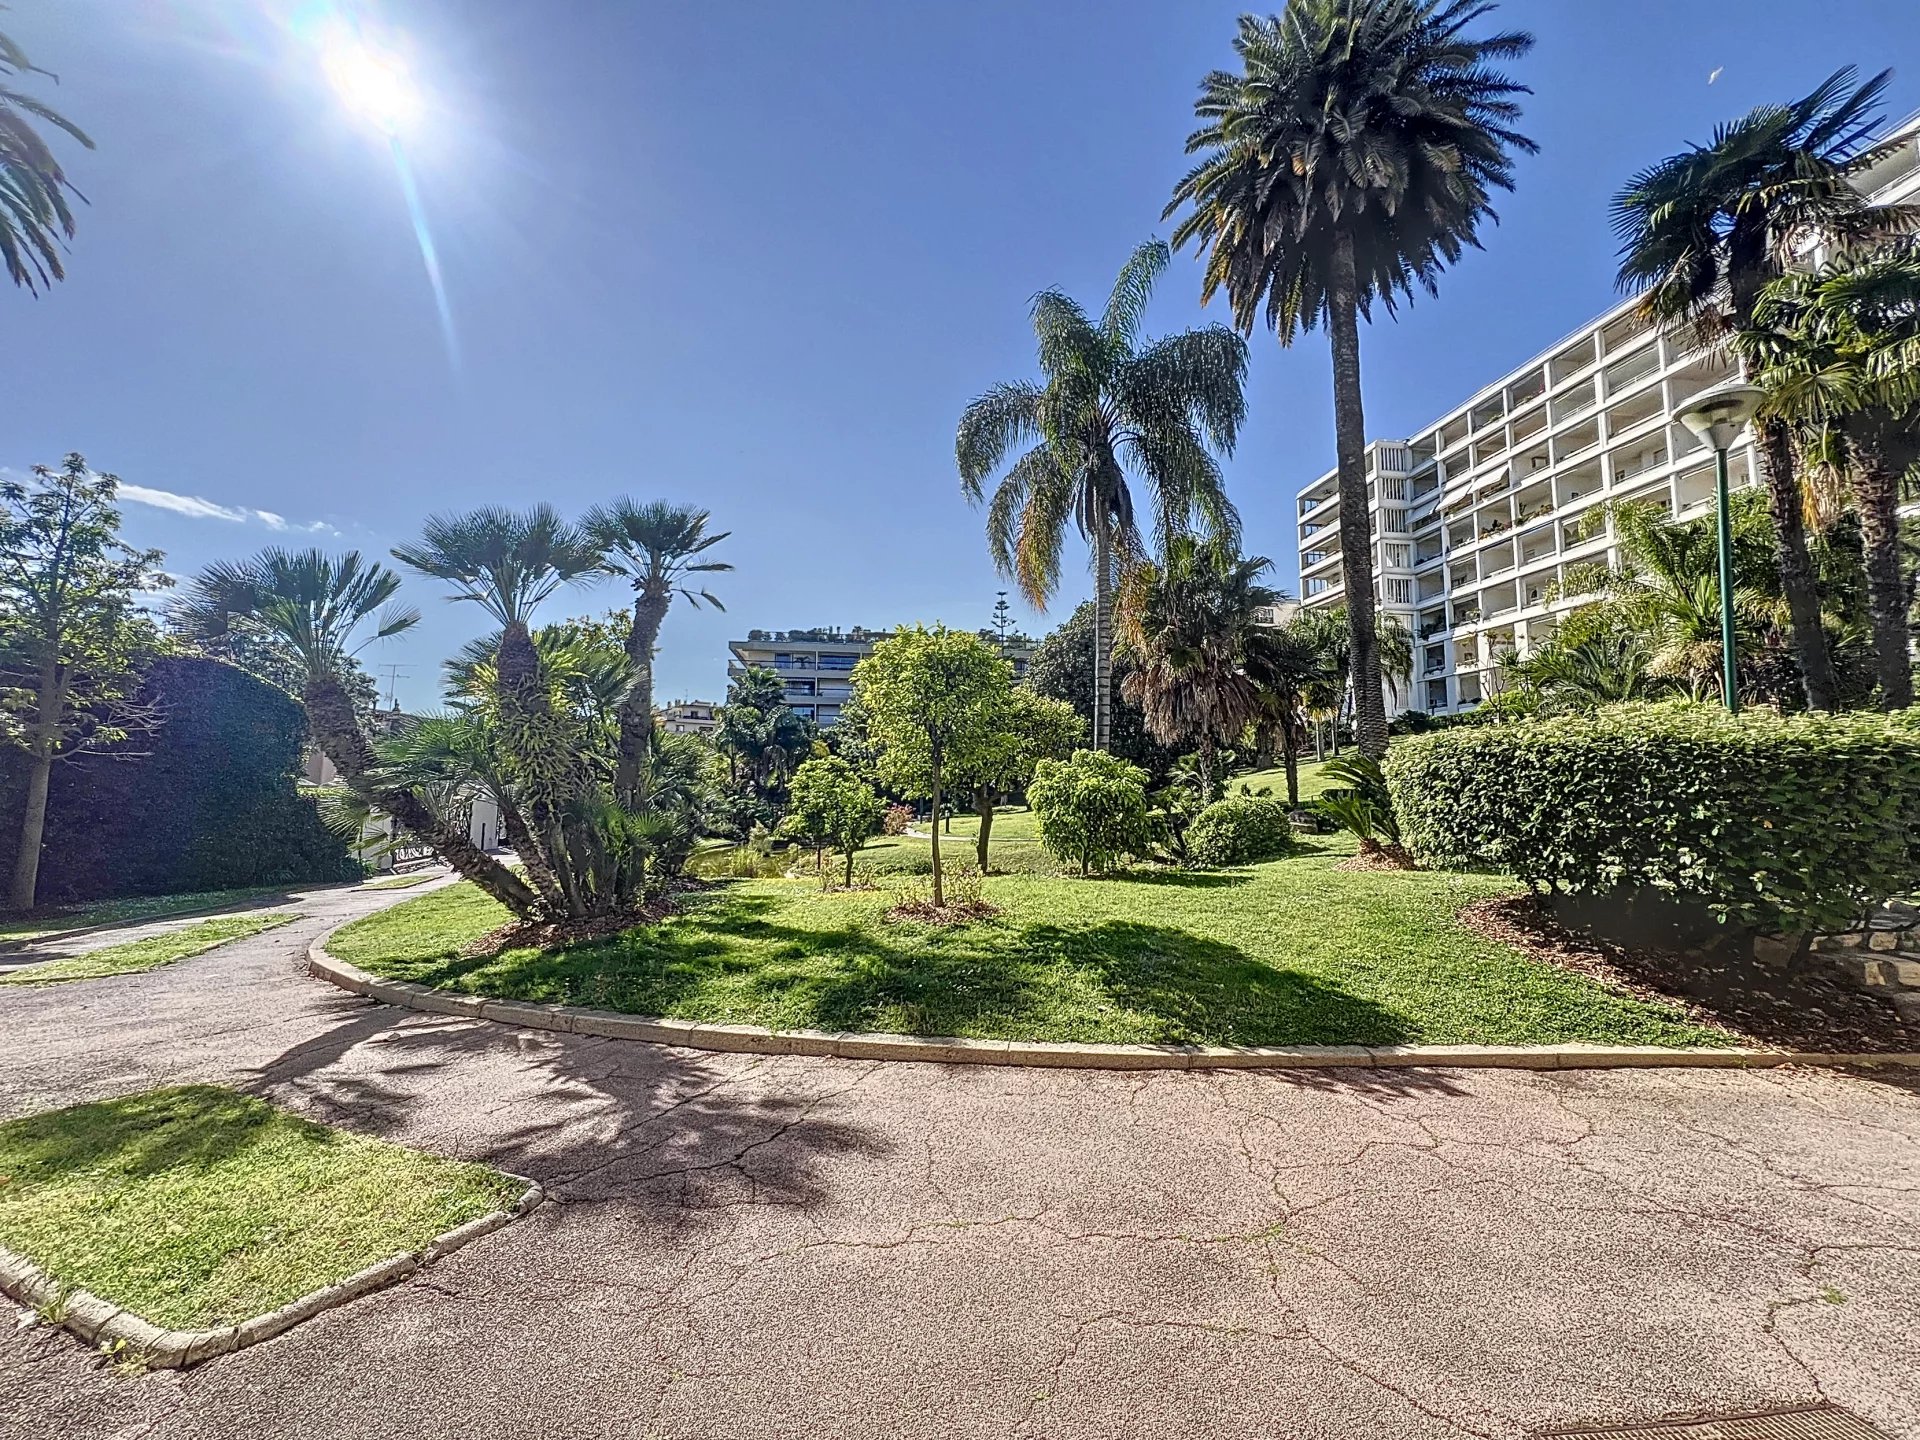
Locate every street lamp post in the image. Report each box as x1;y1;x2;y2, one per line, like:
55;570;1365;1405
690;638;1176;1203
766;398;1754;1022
1675;382;1765;714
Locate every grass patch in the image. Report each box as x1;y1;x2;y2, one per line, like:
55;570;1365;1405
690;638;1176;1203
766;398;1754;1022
0;885;316;946
0;913;297;987
362;873;435;891
0;1086;519;1331
329;840;1724;1048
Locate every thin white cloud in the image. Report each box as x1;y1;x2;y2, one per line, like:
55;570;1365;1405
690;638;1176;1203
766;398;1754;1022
117;482;338;536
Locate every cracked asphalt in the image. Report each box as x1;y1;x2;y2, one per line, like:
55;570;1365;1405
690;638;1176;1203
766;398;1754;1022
2;883;1919;1439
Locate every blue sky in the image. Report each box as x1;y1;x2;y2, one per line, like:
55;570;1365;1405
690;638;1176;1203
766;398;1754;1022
7;0;1919;710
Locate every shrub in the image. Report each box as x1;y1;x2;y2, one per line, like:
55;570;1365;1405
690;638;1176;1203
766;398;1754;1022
882;804;914;836
1384;702;1920;934
1185;796;1296;868
1028;750;1152;876
1312;754;1405;858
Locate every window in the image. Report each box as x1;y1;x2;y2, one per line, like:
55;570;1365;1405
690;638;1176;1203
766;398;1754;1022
1384;578;1413;604
1384;542;1411;568
1381;511;1409;535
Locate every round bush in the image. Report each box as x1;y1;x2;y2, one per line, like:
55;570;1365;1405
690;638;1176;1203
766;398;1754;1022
1028;750;1152;875
1185;796;1297;868
1383;702;1920;934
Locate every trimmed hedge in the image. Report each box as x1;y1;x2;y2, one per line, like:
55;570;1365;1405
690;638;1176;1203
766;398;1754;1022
1186;796;1296;869
1383;702;1920;934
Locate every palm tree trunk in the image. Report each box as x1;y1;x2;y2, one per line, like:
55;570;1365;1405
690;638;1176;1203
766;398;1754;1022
1093;514;1113;752
498;796;567;912
616;590;672;805
1848;418;1914;709
1758;419;1840;711
8;659;67;912
1281;722;1300;809
1328;232;1388;758
302;675;542;918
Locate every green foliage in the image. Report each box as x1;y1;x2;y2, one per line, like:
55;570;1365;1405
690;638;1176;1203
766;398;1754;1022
1024;601;1183;781
1312;754;1402;850
1384;703;1920;933
854;626;1014;799
1028;750;1153;876
0;911;295;987
0;25;94;292
782;756;884;886
1185;795;1296;869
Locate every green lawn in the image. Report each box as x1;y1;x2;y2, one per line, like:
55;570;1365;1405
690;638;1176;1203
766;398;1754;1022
0;1086;520;1331
362;873;436;891
329;837;1724;1048
0;884;327;947
0;913;297;987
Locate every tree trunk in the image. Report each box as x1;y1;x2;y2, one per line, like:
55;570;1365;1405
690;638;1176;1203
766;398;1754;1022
1092;513;1113;751
302;675;542;918
1758;420;1839;712
1328;232;1388;759
928;737;945;907
498;795;567;912
1196;735;1215;795
974;786;995;874
8;659;67;912
616;589;673;805
843;843;858;889
1282;730;1300;809
1849;417;1915;709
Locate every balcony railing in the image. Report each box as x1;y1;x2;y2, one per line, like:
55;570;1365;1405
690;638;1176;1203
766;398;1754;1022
1613;448;1668;483
1602;348;1660;395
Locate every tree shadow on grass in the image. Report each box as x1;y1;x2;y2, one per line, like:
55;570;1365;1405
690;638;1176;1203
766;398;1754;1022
1097;869;1254;889
0;1085;318;1185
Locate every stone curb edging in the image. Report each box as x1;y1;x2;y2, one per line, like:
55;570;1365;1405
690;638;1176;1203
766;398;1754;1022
306;934;1920;1073
0;1176;543;1369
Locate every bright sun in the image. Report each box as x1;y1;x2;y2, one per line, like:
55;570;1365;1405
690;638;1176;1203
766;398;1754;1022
320;31;421;136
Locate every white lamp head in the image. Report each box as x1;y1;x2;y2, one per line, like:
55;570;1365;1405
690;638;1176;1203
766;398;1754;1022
1675;382;1765;453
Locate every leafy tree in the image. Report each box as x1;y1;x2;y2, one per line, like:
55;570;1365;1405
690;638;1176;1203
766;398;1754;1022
1024;600;1182;781
957;239;1249;752
783;755;883;887
1028;749;1153;876
1;22;93;292
583;500;730;804
1611;67;1920;711
1740;243;1920;707
852;625;1010;906
175;547;542;917
1167;0;1536;758
947;685;1083;872
0;456;166;909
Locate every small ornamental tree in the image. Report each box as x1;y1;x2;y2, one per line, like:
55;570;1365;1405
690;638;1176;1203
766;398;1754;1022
1028;749;1153;876
783;755;883;887
852;625;1009;906
950;686;1084;872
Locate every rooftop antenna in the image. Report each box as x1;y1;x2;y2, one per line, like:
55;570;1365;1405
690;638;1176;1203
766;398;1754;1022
376;663;409;710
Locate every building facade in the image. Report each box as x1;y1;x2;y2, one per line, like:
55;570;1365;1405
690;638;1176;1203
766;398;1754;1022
727;626;1036;727
659;700;720;735
1297;114;1920;717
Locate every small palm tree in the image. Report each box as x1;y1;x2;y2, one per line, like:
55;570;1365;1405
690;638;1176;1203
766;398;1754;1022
1167;0;1536;758
583;499;731;802
1;25;93;292
1117;536;1278;791
1741;243;1920;707
1249;621;1336;807
957;238;1250;751
173;549;542;918
1612;67;1920;711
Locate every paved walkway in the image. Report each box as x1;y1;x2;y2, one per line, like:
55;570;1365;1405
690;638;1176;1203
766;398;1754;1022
2;887;1918;1439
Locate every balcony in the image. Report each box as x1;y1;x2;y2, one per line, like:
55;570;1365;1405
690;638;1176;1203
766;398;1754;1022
1612;444;1668;484
1602;346;1661;396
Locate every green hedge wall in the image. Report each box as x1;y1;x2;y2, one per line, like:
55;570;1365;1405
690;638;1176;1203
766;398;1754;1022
1186;796;1297;869
1383;702;1920;934
0;657;361;904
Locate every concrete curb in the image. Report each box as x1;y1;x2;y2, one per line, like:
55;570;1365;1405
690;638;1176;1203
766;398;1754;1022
0;1175;542;1369
306;934;1920;1073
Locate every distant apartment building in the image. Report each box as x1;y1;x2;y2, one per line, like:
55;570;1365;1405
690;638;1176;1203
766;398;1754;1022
659;700;719;735
1296;115;1920;718
727;625;1037;727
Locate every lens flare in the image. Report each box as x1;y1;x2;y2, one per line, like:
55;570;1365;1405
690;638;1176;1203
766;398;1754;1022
320;31;419;135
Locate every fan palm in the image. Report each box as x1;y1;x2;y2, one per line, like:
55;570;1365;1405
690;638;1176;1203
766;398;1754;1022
957;238;1250;751
1166;0;1535;758
1250;620;1336;806
1741;244;1920;707
173;549;541;918
582;499;731;803
1117;536;1278;791
1611;67;1920;711
1;23;92;293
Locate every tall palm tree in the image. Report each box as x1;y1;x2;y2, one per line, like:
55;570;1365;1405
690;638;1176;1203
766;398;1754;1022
1741;244;1920;707
582;499;731;804
1611;67;1920;711
1116;536;1278;791
1288;602;1413;749
1;24;92;293
173;549;542;917
1166;0;1535;758
957;238;1250;751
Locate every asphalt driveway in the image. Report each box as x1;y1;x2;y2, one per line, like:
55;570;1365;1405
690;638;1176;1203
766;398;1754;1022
1;886;1917;1440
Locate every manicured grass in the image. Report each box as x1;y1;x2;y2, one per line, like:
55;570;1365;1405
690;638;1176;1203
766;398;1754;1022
363;873;435;891
0;1086;520;1331
0;885;315;946
329;840;1725;1048
0;913;297;987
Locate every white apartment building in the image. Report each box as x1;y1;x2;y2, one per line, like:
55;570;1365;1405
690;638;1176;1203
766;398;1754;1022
1297;113;1920;717
659;700;720;735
